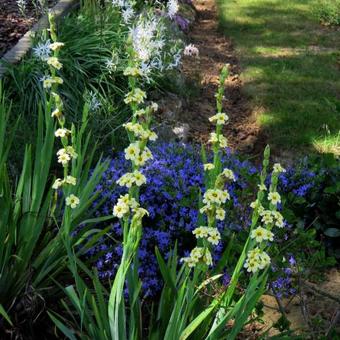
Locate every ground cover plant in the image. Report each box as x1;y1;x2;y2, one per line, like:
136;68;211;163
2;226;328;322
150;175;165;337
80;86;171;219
217;0;340;154
0;0;339;338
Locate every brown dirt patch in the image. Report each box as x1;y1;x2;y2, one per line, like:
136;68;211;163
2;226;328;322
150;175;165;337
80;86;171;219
179;0;267;155
0;0;56;58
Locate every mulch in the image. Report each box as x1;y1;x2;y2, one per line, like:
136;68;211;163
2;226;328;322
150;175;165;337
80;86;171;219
0;0;39;57
0;0;56;58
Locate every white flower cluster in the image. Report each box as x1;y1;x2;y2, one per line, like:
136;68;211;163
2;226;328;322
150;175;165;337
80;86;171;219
129;15;164;63
41;22;80;210
117;170;147;188
244;248;271;273
244;162;286;273
56;146;78;166
209;112;229;125
123;122;158;141
113;193;139;218
208;132;228;148
124;142;153;167
182;247;213;268
193;226;221;245
200;188;230;221
124;88;147;105
167;0;179;19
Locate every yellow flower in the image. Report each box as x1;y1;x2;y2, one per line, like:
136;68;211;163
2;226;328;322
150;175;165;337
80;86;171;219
116;173;134;188
66;146;78;159
219;135;228;148
47;57;62;70
261;212;273;225
57;149;71;165
244;259;259;273
258;183;267;191
66;194;80;209
43;76;63;89
202;249;213;266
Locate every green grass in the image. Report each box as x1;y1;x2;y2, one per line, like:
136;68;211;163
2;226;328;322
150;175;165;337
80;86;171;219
217;0;340;154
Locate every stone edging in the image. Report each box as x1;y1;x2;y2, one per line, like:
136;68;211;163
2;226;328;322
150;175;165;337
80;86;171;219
0;0;78;78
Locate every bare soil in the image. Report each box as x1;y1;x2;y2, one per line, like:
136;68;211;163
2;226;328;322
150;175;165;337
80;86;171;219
179;0;267;155
0;0;55;58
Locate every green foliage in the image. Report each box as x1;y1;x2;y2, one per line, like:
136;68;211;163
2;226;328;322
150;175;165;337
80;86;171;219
0;86;110;333
314;0;340;26
3;4;130;155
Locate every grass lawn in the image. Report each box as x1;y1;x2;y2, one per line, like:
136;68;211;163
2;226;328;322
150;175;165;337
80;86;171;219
217;0;340;155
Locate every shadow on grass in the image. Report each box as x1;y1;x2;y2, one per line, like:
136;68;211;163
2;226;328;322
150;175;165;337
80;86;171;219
217;0;340;154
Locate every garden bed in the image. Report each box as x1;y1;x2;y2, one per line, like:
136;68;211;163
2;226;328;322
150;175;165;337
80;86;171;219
0;0;339;338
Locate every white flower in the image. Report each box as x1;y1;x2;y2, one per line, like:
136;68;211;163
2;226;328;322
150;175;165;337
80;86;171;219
207;228;221;245
66;194;80;209
89;92;101;111
52;178;63;190
203;163;215;171
184;44;199;57
32;39;51;60
49;42;64;51
133;170;146;186
273;163;286;173
105;58;116;73
216;208;226;221
122;7;134;23
47;57;62;70
113;202;129;218
65;176;77;186
251;227;274;243
209;113;229;125
222;168;235;181
167;0;179;18
55;128;70;138
268;192;281;205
